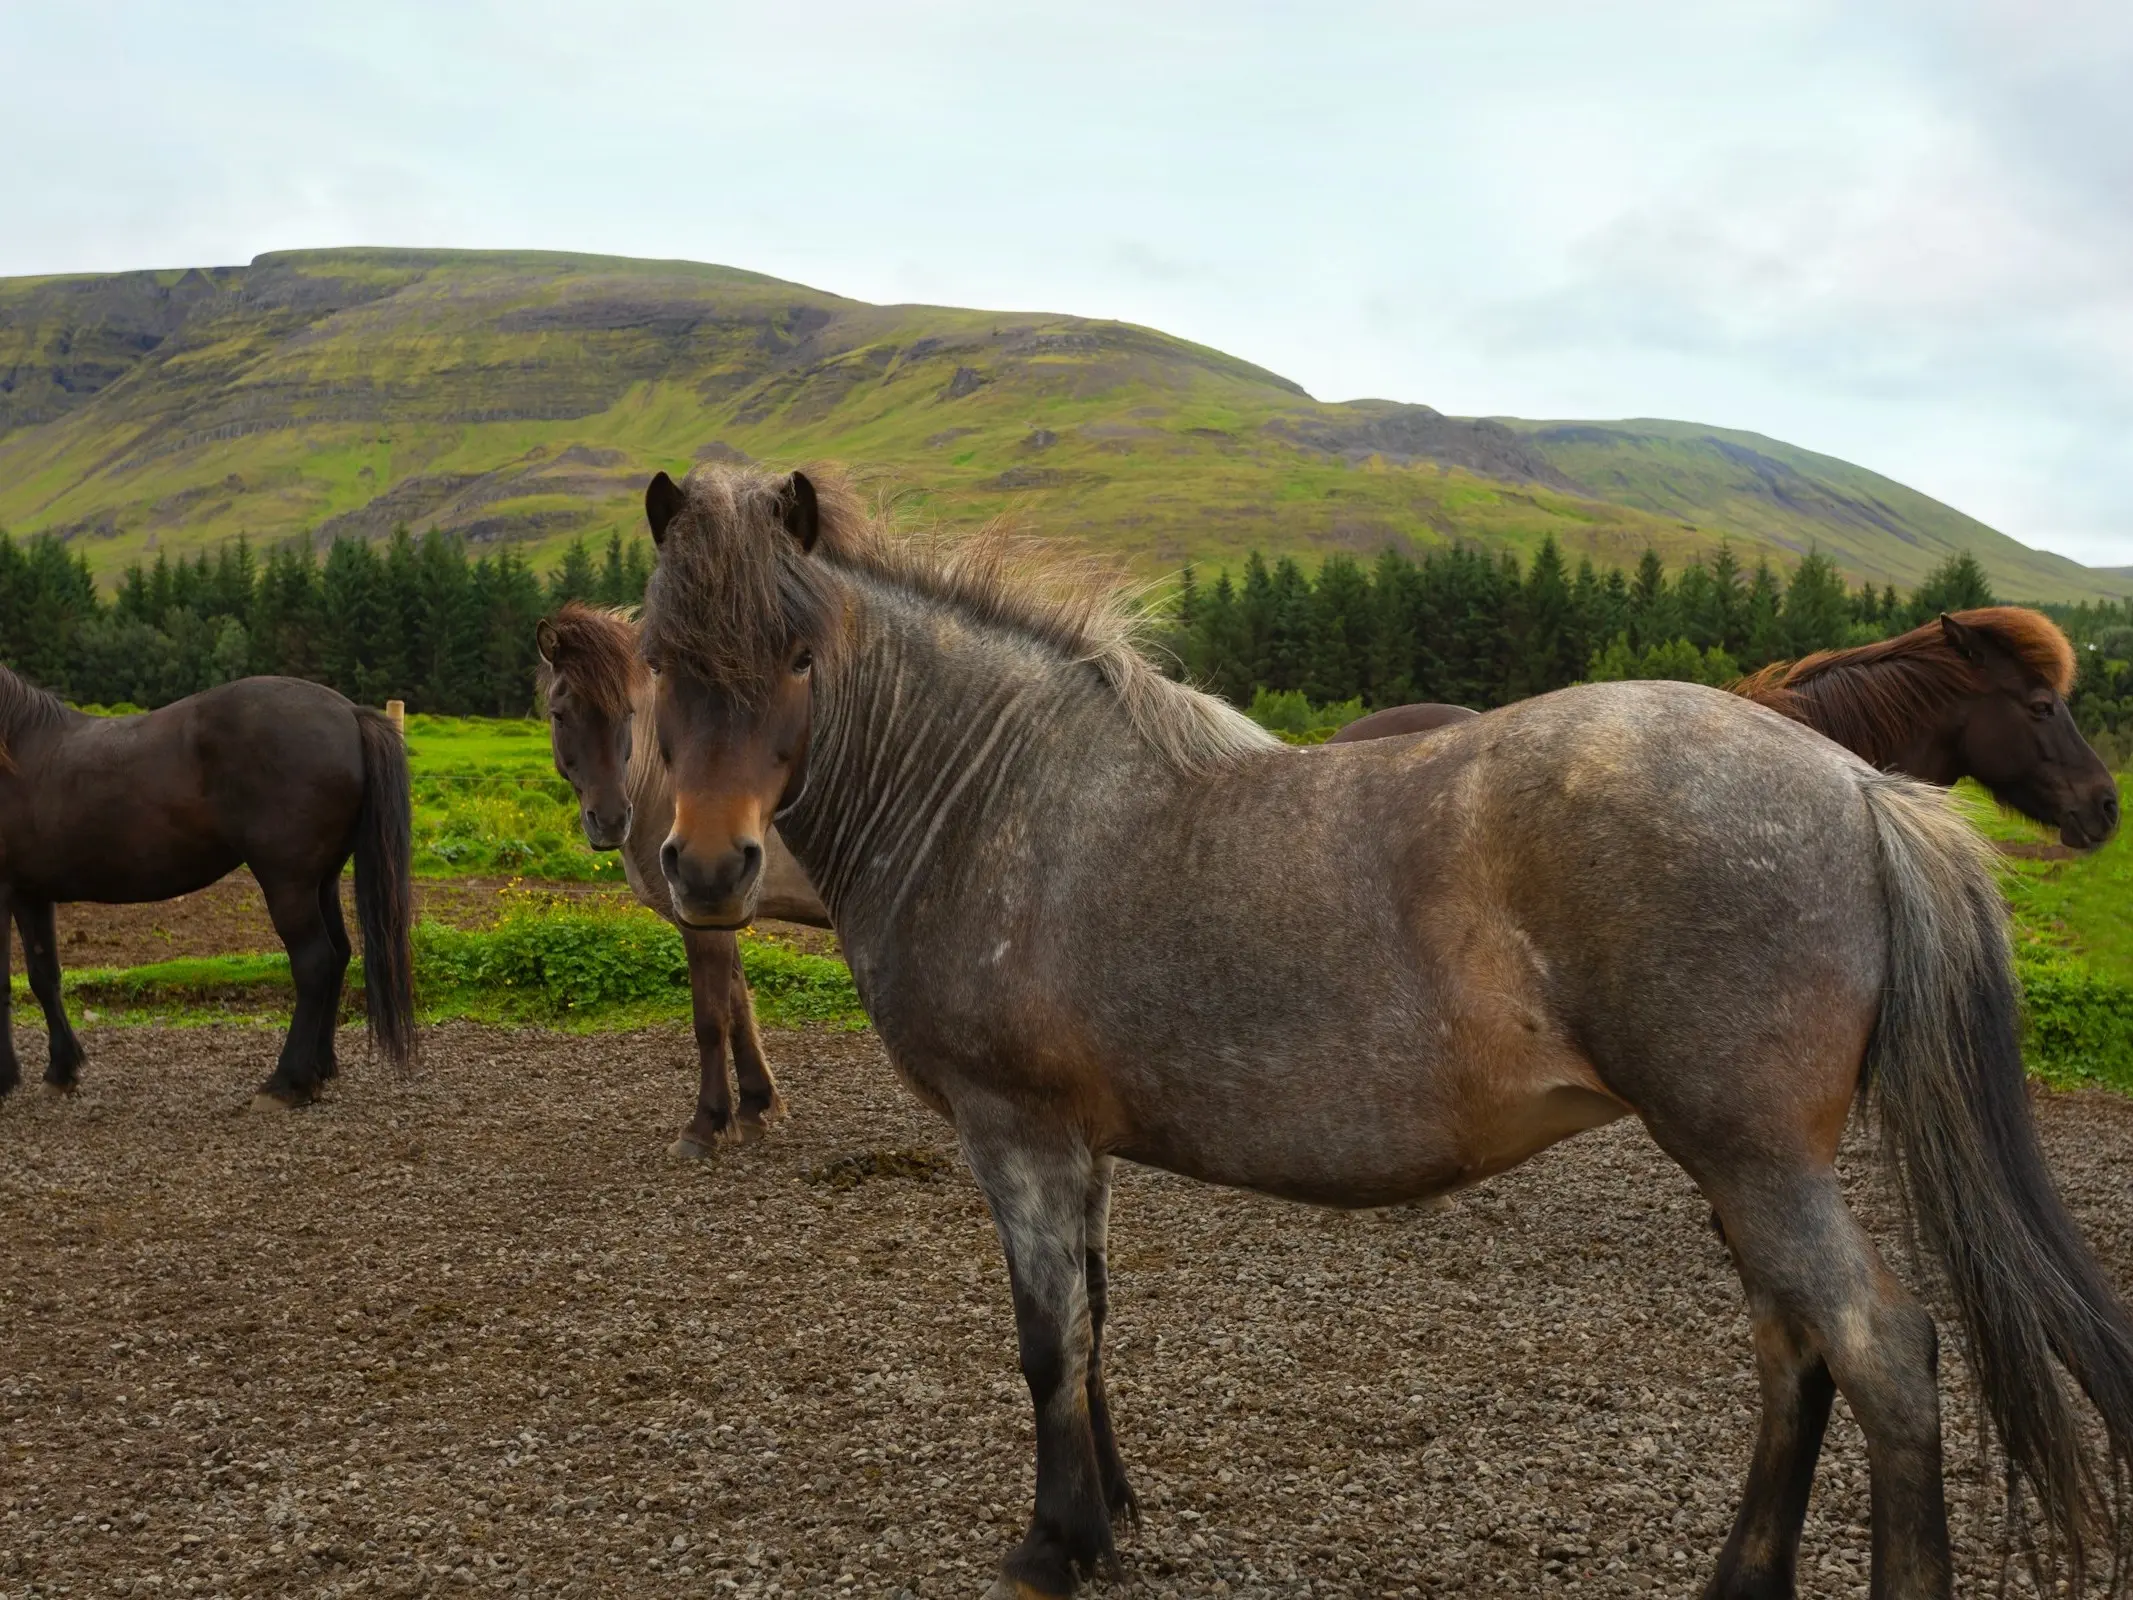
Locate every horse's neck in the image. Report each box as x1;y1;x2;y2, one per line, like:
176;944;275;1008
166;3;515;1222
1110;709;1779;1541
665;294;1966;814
1792;667;1963;782
778;583;1156;931
621;677;675;913
0;664;80;762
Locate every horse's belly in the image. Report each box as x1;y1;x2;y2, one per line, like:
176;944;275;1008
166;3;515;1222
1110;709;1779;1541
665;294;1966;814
16;850;239;906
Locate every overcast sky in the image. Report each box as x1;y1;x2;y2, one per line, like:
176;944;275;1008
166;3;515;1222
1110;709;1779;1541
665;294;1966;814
6;1;2128;563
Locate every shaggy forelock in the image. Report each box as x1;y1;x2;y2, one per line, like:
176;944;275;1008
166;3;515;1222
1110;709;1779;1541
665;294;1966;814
536;603;646;720
639;464;858;705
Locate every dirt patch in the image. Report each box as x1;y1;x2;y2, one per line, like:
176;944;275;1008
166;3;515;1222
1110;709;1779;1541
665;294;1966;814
4;1023;2131;1597
24;876;838;970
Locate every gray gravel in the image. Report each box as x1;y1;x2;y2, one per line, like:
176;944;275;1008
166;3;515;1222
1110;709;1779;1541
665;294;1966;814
5;1021;2133;1599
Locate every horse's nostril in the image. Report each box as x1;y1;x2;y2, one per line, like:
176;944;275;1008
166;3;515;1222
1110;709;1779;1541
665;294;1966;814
740;840;763;877
660;840;680;877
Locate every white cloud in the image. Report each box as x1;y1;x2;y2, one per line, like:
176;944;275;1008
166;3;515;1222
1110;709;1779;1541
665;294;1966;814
1;0;2126;559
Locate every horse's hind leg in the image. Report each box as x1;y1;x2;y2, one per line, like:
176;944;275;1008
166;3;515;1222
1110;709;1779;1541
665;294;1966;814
16;899;85;1091
728;960;785;1138
314;872;352;1081
1083;1156;1137;1524
962;1114;1115;1598
1698;1295;1834;1600
0;883;19;1098
671;925;738;1159
1696;1162;1949;1600
254;875;350;1109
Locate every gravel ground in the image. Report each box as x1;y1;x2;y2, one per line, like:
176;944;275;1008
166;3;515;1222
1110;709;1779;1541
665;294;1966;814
5;1021;2133;1599
17;877;838;970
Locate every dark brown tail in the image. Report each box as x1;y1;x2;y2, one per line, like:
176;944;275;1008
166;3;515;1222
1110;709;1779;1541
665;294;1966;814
353;708;417;1068
1864;772;2133;1591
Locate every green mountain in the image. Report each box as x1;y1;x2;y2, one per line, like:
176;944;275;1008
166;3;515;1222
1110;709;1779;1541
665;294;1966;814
1;246;2120;600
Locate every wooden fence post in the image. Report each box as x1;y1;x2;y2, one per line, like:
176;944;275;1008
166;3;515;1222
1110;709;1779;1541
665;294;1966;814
386;699;405;735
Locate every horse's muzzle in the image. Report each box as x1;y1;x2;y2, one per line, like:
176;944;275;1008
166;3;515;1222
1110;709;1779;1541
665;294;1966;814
581;805;630;851
2061;788;2121;852
661;835;762;928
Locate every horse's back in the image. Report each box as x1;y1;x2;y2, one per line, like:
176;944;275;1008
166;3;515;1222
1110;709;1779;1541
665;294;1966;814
1324;701;1480;744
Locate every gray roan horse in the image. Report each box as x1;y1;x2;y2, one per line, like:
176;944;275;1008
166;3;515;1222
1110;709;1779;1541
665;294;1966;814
637;462;2133;1600
537;604;828;1154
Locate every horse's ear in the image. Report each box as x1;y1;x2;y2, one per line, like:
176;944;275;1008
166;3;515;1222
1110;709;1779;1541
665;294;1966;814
645;472;686;547
1940;612;1988;666
535;617;560;665
781;471;820;554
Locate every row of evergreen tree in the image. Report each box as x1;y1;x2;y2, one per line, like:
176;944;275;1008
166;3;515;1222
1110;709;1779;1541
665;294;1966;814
1162;538;1999;713
0;521;2110;739
0;527;651;715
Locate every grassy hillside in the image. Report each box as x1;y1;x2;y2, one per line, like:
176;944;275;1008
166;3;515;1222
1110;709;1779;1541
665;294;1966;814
2;247;2121;599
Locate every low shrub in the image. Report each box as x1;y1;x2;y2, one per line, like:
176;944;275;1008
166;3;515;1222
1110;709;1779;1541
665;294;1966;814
2014;942;2133;1093
39;902;866;1033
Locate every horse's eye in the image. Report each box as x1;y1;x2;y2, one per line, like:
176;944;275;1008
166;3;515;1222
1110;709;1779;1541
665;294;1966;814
792;649;814;676
2030;700;2055;723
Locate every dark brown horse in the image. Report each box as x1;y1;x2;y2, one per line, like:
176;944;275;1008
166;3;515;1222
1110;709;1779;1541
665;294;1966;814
639;460;2133;1600
0;665;415;1107
537;604;828;1155
1332;609;2119;848
1735;608;2118;848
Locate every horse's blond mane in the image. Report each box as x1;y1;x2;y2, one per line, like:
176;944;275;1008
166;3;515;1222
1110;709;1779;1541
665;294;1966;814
640;461;1276;776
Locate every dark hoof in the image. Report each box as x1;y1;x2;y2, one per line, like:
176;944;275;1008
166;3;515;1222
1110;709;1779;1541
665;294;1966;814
994;1516;1116;1600
42;1077;79;1098
251;1083;318;1112
985;1580;1073;1600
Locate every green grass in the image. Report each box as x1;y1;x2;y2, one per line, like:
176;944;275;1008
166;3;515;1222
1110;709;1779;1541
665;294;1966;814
402;712;620;881
1942;780;2133;1091
25;900;866;1033
4;247;2121;602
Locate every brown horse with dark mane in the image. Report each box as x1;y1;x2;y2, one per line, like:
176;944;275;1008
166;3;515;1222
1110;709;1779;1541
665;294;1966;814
1333;608;2119;850
537;603;829;1155
0;664;416;1107
1734;607;2117;847
639;460;2133;1600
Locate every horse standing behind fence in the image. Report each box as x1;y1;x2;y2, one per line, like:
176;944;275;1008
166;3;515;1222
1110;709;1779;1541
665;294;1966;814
639;459;2133;1600
0;668;415;1107
1330;609;2119;849
537;604;828;1156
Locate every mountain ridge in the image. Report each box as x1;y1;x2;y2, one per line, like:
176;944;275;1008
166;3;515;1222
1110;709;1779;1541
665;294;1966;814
0;246;2119;601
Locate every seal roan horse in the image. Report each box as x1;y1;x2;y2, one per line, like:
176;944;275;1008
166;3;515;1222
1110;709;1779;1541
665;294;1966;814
0;665;416;1106
639;462;2133;1600
537;603;829;1155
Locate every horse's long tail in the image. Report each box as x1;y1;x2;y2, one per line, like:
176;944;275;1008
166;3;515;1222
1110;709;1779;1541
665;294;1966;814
1862;769;2133;1589
353;707;417;1069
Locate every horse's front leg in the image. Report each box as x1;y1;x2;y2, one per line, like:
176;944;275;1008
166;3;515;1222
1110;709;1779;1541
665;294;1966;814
16;898;84;1091
670;925;738;1159
1083;1156;1137;1524
726;957;785;1138
0;883;18;1098
963;1115;1115;1599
